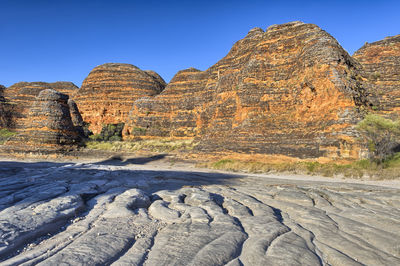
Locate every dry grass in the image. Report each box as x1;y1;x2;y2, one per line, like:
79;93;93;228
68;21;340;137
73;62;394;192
84;138;197;153
198;154;400;180
84;138;400;179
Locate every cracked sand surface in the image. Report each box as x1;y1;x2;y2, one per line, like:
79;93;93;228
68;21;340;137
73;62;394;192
0;158;399;265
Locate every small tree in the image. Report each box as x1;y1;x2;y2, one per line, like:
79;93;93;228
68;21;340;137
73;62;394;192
356;114;400;163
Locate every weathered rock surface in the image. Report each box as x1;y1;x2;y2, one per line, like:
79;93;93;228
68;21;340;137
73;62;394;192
353;35;400;117
124;22;370;160
68;99;86;137
3;82;79;130
74;63;166;134
0;159;398;265
0;85;12;128
48;82;79;96
0;85;5;102
3;89;81;153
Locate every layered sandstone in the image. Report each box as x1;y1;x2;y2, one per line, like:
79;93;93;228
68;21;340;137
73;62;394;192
49;81;79;96
68;99;86;137
353;35;400;117
4;89;80;153
125;22;370;159
74;63;166;134
3;82;79;130
0;85;11;128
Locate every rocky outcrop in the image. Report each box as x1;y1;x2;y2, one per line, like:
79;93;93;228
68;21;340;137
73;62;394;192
68;99;86;137
124;67;208;138
353;35;400;118
0;85;5;100
3;82;79;130
124;22;370;160
74;63;166;134
4;89;81;153
0;85;12;128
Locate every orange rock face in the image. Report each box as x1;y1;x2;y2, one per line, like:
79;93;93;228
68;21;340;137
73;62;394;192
353;35;400;117
4;89;81;153
74;63;166;134
124;22;370;159
3;82;79;130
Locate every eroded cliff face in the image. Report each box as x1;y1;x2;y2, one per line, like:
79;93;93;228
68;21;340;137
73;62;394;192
74;63;166;134
0;85;11;128
4;89;80;153
124;22;369;159
353;35;400;118
3;82;79;130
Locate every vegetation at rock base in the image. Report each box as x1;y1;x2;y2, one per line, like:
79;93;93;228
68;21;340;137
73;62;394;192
89;123;125;141
200;155;400;179
356;114;400;163
0;128;17;144
84;138;197;153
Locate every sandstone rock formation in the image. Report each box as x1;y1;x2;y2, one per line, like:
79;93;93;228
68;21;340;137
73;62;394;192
0;85;12;128
74;63;166;134
0;84;5;100
0;160;399;265
48;81;79;96
68;99;86;137
353;34;400;118
3;82;79;130
4;89;81;153
124;22;370;160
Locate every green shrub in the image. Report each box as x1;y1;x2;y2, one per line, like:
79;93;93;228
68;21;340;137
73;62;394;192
0;128;17;144
370;72;381;81
133;127;147;134
89;134;103;141
99;123;124;141
356;114;400;163
109;135;122;141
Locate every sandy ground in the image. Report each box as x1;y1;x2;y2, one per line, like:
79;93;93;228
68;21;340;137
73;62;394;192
1;154;399;189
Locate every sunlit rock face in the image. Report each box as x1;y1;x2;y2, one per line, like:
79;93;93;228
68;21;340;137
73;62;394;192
125;22;370;160
353;34;400;118
74;63;166;134
3;81;79;130
4;89;81;153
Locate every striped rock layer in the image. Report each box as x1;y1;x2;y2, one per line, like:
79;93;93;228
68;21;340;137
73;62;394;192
3;82;79;130
0;85;11;128
74;63;166;134
124;22;371;160
353;35;400;118
4;89;80;153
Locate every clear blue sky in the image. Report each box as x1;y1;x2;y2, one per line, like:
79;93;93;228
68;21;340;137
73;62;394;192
0;0;399;87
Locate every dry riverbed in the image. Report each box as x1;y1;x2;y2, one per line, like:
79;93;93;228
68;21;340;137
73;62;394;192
0;155;399;265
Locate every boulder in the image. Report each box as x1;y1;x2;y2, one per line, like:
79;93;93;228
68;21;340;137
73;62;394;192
74;63;166;134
